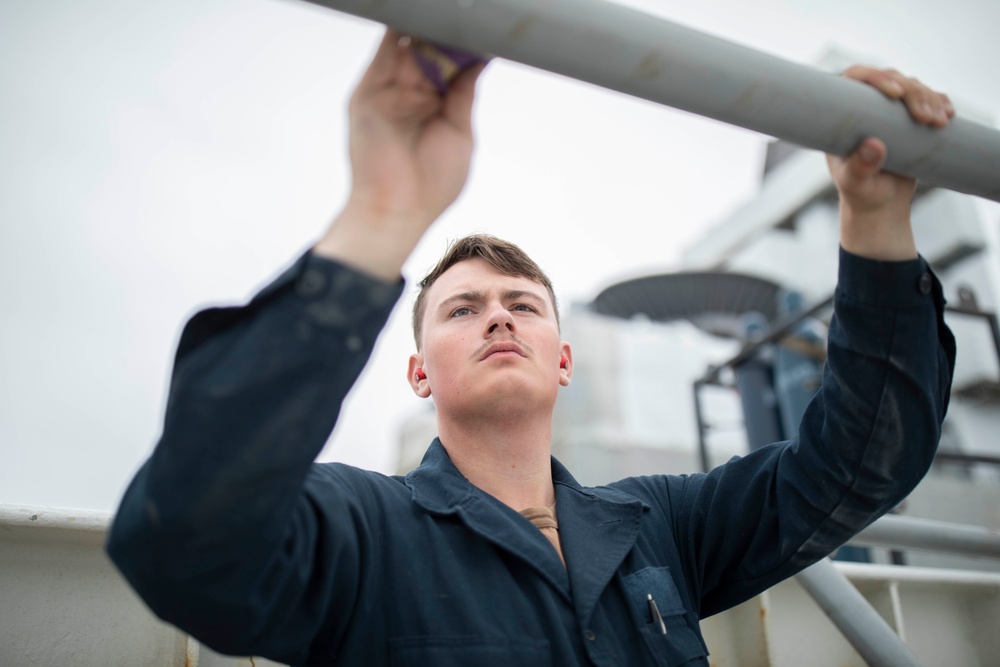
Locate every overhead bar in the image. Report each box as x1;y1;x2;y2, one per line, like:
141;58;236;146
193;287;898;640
303;0;1000;203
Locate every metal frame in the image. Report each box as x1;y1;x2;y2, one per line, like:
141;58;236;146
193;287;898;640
304;0;1000;201
693;295;1000;473
689;294;1000;664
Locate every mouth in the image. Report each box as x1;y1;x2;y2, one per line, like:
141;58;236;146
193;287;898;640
478;342;526;361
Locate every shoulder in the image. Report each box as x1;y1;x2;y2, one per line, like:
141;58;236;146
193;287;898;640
602;443;786;513
605;472;698;509
304;462;410;506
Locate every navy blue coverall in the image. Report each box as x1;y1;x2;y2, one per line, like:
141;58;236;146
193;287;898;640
107;248;954;666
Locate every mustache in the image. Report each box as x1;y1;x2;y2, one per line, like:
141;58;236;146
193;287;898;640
471;334;532;361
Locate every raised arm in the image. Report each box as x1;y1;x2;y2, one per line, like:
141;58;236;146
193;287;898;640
617;68;957;617
106;31;484;662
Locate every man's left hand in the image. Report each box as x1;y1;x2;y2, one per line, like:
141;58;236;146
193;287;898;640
828;66;954;261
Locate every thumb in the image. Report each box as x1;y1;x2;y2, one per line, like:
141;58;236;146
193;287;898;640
844;137;887;181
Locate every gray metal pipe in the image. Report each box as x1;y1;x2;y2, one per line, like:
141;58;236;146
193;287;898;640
851;514;1000;560
303;0;1000;202
796;559;920;666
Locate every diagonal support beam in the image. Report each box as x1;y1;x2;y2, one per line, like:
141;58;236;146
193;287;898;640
303;0;1000;202
797;559;921;666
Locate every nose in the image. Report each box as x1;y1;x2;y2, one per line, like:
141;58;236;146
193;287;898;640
485;303;516;337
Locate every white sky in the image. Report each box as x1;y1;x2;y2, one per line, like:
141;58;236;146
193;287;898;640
3;0;999;512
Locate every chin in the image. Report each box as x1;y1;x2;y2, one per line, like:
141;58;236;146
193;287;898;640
468;380;557;414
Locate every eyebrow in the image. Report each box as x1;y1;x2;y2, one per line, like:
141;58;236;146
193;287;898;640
437;289;548;313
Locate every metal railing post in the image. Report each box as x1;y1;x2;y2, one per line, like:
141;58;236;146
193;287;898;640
692;379;711;473
304;0;1000;202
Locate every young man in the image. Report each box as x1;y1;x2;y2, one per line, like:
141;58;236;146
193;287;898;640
108;30;956;666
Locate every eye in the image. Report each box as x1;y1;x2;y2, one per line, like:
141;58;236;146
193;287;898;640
449;306;473;318
513;303;537;313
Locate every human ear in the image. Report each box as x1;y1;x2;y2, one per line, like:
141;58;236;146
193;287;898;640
407;354;432;398
558;343;573;387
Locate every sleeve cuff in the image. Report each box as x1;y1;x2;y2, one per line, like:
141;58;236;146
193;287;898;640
836;246;945;310
249;251;404;328
296;252;405;328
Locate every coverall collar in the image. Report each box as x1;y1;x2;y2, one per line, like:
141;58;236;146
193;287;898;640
405;438;648;621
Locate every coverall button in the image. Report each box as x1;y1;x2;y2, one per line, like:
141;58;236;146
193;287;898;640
298;269;326;297
918;272;933;295
584;629;596;641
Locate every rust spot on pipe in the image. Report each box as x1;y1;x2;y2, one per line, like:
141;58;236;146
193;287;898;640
507;14;539;41
827;114;859;152
733;84;760;109
634;52;666;79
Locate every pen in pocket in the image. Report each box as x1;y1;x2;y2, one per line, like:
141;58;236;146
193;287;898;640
647;593;667;635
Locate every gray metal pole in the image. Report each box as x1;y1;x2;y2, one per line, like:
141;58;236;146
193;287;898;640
796;559;921;666
851;514;1000;560
303;0;1000;202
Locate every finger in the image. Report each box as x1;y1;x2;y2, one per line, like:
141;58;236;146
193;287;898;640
842;65;905;99
391;42;436;95
927;89;954;126
357;28;407;88
903;77;939;125
897;75;952;127
443;61;487;134
941;93;956;118
842;65;953;129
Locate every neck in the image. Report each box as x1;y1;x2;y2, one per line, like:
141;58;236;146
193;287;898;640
438;411;555;512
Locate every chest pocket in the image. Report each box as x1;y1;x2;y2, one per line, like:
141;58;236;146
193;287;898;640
623;566;709;666
389;635;550;667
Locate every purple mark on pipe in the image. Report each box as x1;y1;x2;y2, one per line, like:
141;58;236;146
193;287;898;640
410;39;489;93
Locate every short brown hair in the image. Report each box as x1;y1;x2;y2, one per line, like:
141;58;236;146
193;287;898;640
412;234;559;348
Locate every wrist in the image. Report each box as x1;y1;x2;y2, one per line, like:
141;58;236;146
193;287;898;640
839;204;918;261
340;188;437;230
313;201;432;282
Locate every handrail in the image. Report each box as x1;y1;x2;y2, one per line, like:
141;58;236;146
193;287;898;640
800;513;1000;664
851;514;1000;560
303;0;1000;202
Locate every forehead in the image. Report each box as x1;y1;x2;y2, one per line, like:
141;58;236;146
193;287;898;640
424;258;552;309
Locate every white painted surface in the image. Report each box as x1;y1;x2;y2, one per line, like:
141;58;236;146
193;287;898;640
4;503;999;666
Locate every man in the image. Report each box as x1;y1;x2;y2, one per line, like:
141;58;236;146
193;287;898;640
108;29;956;666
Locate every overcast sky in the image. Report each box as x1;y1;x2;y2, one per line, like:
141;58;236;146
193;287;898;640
3;0;999;513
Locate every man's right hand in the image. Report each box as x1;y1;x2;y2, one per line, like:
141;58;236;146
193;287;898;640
314;29;486;281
